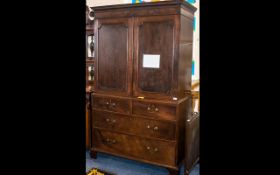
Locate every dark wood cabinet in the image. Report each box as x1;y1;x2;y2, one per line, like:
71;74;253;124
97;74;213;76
86;5;94;149
90;1;197;175
185;112;199;175
86;91;91;149
86;5;95;89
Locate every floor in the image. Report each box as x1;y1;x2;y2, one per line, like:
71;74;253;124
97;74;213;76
86;151;199;175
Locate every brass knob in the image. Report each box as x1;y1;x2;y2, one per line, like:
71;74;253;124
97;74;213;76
112;119;116;123
154;148;158;152
106;101;110;105
111;102;116;107
106;118;110;122
146;146;150;150
146;125;150;129
112;139;116;144
106;138;110;142
153;126;158;131
147;106;151;111
155;107;159;112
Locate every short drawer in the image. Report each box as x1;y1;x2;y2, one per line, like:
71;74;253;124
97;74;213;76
93;110;176;140
93;129;176;166
132;101;176;121
92;96;130;114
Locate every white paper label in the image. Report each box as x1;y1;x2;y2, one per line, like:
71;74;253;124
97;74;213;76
143;54;160;68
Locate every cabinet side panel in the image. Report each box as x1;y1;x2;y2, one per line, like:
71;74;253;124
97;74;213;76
178;13;194;97
176;98;189;165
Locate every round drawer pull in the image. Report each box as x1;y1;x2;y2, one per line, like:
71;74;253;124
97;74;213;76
106;118;110;122
111;102;116;107
146;146;150;150
106;101;110;105
154;107;159;112
154;148;158;152
153;126;158;131
112;119;116;123
147;106;151;111
112;139;116;144
146;125;150;129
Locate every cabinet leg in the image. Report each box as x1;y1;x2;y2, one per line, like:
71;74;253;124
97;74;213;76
90;149;97;159
168;168;179;175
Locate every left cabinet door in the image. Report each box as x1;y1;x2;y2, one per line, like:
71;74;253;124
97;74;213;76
94;18;133;96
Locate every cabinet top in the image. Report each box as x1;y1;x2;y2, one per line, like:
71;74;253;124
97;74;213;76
91;0;196;14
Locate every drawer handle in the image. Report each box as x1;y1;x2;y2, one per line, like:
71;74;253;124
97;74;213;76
105;138;117;144
111;102;116;107
146;125;159;131
146;146;158;152
106;101;110;105
105;118;116;124
147;105;159;113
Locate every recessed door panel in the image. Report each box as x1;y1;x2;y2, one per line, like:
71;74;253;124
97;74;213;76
95;18;132;96
133;16;178;99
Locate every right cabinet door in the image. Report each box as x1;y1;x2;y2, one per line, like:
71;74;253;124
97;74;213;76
133;15;178;99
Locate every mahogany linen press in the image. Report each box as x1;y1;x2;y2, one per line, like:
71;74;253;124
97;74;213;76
90;1;198;174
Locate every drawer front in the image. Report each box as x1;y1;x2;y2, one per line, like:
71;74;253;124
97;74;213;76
93;129;176;166
132;101;176;121
92;96;130;114
93;110;176;140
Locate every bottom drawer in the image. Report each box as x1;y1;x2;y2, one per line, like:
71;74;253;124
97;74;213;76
93;129;176;166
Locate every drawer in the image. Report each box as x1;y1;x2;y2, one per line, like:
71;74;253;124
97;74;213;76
93;129;176;166
93;110;176;140
92;96;130;114
132;101;176;121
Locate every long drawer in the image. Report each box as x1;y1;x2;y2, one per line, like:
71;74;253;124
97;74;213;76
93;110;176;140
132;100;177;121
92;96;130;115
93;129;176;166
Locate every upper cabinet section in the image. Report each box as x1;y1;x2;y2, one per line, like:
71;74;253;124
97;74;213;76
92;1;196;100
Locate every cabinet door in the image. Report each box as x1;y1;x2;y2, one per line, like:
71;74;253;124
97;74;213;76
133;15;179;99
94;18;133;96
